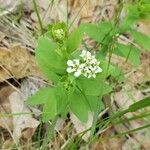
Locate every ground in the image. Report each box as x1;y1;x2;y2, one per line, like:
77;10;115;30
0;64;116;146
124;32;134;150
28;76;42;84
0;0;150;149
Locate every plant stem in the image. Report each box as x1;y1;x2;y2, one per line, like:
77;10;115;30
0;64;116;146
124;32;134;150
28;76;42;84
90;0;124;139
66;0;69;28
32;0;44;34
41;116;58;150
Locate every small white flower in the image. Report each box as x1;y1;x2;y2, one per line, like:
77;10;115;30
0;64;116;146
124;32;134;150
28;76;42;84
67;59;80;66
79;63;86;69
86;70;96;78
95;60;100;66
66;59;82;77
95;66;103;73
67;60;74;66
83;72;88;77
74;69;82;77
73;59;80;65
66;67;75;73
88;57;97;64
90;72;96;78
80;50;92;60
92;74;96;78
84;67;91;73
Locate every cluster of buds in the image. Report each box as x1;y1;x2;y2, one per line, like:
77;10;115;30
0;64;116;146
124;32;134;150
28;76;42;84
66;50;102;78
53;29;66;40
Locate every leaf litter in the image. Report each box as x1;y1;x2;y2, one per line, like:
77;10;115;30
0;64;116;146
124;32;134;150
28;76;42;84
0;0;150;149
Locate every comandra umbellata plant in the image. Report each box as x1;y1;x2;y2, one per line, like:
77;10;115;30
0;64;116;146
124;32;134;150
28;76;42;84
27;0;150;147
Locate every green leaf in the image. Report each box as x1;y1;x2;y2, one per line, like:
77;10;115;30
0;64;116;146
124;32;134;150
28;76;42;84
137;0;150;19
131;30;150;51
128;97;150;112
26;87;54;105
69;89;88;123
114;43;141;65
77;77;102;96
76;60;116;97
55;86;68;115
77;77;112;96
108;64;125;81
119;8;139;32
69;49;81;59
93;59;124;81
87;96;105;112
36;36;66;82
42;91;57;122
82;22;115;44
27;87;63;122
102;84;113;95
67;26;84;53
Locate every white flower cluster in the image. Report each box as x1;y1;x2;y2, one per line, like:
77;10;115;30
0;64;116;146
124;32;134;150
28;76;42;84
66;50;102;78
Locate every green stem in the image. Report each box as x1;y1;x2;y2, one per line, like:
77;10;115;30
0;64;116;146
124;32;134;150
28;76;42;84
66;0;69;27
41;116;58;150
90;0;124;139
112;123;150;138
32;0;44;34
68;0;88;29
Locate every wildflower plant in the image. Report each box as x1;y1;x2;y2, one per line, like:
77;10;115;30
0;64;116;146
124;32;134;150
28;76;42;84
27;1;150;135
26;22;115;123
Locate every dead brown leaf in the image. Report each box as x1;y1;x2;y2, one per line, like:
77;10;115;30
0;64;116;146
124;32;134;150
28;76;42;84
138;20;150;36
92;128;125;150
70;112;93;141
0;0;19;15
112;70;150;149
0;86;14;129
0;0;32;15
0;86;39;142
109;20;150;150
0;46;41;82
9;91;40;141
31;0;116;27
1;139;15;150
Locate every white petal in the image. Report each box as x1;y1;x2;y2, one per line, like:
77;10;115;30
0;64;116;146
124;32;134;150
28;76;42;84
89;66;96;72
80;50;92;60
86;51;92;57
84;55;92;61
80;50;86;57
79;63;85;69
95;67;103;73
74;70;81;77
88;74;92;78
83;72;88;77
92;74;96;78
84;67;91;73
96;61;100;65
89;58;97;64
67;60;74;66
74;59;80;65
67;67;75;73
